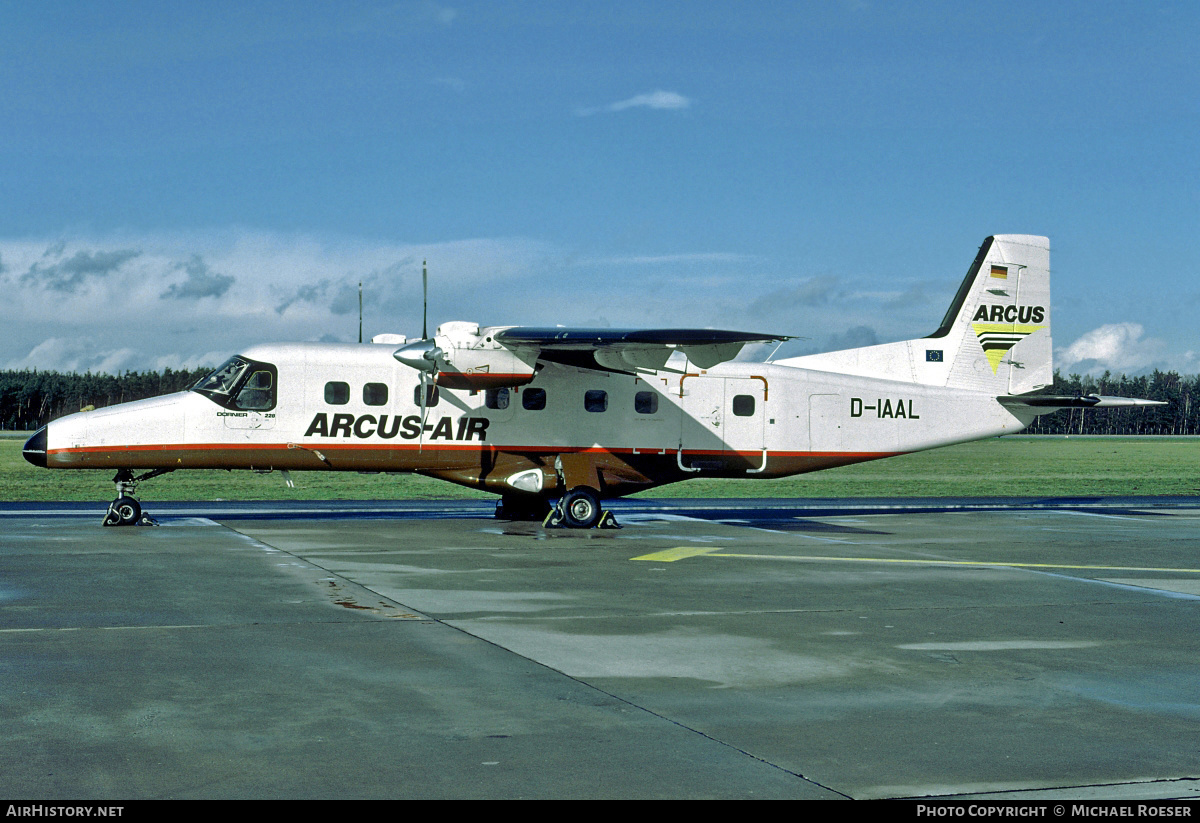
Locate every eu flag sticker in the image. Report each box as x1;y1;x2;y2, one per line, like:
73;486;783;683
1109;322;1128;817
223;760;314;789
926;350;943;362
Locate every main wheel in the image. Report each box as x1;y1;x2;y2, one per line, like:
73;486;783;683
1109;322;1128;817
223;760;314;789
560;487;602;529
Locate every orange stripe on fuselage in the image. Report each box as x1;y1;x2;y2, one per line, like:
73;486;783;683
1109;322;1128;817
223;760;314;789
47;443;900;459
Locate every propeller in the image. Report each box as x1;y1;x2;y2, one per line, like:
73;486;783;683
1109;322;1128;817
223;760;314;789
394;260;444;373
394;259;445;376
392;260;444;451
417;370;431;452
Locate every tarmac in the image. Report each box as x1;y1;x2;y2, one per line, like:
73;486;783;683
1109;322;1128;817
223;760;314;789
3;496;1200;800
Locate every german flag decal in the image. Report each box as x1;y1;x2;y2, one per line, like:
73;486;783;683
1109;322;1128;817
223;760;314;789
990;265;1008;279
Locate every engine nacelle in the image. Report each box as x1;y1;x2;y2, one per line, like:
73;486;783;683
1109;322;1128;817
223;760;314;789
394;321;538;390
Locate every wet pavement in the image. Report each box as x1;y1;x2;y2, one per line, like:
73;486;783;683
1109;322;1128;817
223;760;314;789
3;499;1200;799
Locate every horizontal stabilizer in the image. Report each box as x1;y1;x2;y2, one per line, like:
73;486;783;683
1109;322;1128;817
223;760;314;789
998;394;1167;411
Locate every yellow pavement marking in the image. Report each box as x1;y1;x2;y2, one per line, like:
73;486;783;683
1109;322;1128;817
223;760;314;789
718;553;1200;573
630;546;726;562
648;550;1200;575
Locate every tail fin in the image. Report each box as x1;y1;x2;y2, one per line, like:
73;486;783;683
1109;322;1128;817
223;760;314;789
778;235;1053;395
932;234;1052;394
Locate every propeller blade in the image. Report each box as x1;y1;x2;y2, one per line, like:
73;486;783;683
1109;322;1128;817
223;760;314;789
422;260;428;341
418;371;427;452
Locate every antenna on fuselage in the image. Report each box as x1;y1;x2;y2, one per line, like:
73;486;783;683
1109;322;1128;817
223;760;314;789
358;281;363;343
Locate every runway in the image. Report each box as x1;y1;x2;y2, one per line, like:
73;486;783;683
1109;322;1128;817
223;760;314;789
3;497;1200;800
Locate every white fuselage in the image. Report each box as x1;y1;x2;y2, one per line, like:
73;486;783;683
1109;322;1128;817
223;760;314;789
40;340;1031;498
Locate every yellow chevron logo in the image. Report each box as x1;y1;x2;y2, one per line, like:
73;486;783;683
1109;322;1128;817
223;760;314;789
972;323;1046;373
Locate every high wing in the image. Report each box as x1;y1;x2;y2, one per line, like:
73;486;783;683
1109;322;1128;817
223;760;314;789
492;327;792;373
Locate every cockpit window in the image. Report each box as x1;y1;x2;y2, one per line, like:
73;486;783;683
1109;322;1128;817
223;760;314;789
194;356;249;396
236;370;274;410
192;355;278;411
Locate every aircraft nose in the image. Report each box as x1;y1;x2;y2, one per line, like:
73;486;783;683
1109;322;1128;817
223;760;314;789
22;426;47;468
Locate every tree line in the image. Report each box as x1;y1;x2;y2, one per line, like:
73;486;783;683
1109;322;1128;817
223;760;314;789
0;366;1197;435
0;367;211;431
1026;370;1200;436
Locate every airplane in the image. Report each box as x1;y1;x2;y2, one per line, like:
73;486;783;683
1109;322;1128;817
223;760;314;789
21;235;1163;529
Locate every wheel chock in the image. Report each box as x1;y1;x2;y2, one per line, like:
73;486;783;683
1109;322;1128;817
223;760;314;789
541;507;621;530
543;506;568;529
597;510;621;529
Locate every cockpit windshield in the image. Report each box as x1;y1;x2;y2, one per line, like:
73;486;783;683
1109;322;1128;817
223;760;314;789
192;355;278;411
194;356;250;397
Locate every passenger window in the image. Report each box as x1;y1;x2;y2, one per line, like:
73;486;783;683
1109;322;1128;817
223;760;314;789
485;388;509;410
522;388;546;411
732;394;755;417
363;383;388;406
325;381;349;405
635;391;658;415
584;390;607;413
414;384;439;407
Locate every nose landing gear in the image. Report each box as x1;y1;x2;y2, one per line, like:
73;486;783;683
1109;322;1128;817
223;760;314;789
102;468;173;527
104;494;143;527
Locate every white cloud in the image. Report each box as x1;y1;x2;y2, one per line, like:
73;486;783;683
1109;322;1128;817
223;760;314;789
0;231;560;373
1057;322;1197;375
576;90;693;116
7;337;143;375
8;230;1189;379
424;1;458;26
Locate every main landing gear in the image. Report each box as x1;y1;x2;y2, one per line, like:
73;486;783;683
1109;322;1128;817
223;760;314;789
495;487;620;530
103;468;172;527
544;487;620;530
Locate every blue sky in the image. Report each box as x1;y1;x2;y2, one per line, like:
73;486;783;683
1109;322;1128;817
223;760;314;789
2;1;1197;376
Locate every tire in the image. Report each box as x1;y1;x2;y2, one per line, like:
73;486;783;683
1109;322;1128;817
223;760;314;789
561;487;602;529
113;496;141;526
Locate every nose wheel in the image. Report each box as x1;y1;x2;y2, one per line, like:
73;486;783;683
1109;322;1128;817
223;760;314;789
102;469;170;527
104;495;144;527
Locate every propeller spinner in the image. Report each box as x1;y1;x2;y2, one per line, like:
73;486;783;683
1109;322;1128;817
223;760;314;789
393;339;445;374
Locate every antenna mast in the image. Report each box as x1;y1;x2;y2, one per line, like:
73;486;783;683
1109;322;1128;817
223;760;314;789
422;260;428;340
